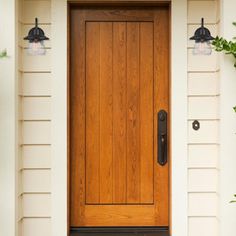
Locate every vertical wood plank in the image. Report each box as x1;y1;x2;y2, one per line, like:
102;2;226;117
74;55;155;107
140;22;154;203
126;22;140;203
70;11;86;225
154;8;169;225
99;22;113;203
86;22;100;204
113;22;127;203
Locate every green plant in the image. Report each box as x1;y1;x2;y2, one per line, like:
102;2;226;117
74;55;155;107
212;22;236;67
212;23;236;114
213;23;236;204
230;194;236;203
0;49;8;58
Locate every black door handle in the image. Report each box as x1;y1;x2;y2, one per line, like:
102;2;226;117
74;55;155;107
158;110;167;166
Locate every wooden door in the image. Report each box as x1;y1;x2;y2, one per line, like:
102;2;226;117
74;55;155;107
70;6;169;227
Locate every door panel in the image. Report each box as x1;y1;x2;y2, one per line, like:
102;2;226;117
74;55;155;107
70;7;169;227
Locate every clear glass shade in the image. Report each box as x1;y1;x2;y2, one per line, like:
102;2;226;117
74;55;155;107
193;41;212;55
27;41;46;55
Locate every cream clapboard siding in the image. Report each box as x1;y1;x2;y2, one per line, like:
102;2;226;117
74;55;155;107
187;1;220;236
18;0;51;236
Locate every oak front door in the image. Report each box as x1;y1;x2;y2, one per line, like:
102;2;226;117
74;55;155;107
70;5;169;228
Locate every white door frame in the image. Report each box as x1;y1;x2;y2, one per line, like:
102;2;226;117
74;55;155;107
51;1;188;236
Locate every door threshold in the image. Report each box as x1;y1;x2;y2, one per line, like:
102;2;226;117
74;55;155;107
70;227;169;236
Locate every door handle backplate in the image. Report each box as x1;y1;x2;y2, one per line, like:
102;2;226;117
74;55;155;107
158;110;168;166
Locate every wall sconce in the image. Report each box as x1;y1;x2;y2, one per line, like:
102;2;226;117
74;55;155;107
190;18;215;55
24;18;49;56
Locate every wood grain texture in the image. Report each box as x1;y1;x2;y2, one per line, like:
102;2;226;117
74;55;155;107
70;10;86;225
139;22;154;204
99;22;113;203
126;22;140;204
112;22;127;204
154;8;169;226
86;22;101;204
70;6;169;227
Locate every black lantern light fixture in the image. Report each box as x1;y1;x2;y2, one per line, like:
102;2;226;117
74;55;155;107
190;18;215;55
24;18;49;55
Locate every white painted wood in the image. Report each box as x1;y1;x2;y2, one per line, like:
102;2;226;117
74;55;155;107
22;169;51;193
51;1;67;236
21;49;51;72
0;1;18;236
22;194;51;217
188;169;218;192
171;1;188;236
20;24;51;48
22;145;51;168
188;1;217;24
188;97;219;119
188;72;219;96
22;218;51;236
23;121;51;144
22;73;51;96
188;144;218;168
219;1;236;236
22;97;51;120
188;120;219;143
188;193;218;216
22;1;51;24
189;217;218;236
188;49;219;72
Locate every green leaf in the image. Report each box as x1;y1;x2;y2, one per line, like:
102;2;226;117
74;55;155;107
0;49;8;58
233;106;236;112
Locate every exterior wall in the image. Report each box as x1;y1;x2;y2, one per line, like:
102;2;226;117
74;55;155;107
219;0;236;235
2;0;231;236
0;1;19;236
18;1;52;236
187;1;220;236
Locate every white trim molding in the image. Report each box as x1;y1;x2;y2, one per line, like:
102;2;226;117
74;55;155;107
51;1;188;236
0;0;18;236
171;0;188;236
51;1;68;236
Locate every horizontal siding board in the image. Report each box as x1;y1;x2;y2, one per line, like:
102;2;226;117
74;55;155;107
188;144;218;168
21;49;51;72
188;72;219;96
189;217;218;236
22;145;51;168
22;73;51;96
22;97;51;120
188;169;218;192
22;194;51;217
188;97;219;119
188;193;218;216
188;121;219;143
188;50;219;72
23;169;51;192
188;1;217;24
22;1;51;24
22;218;51;236
23;121;51;144
21;24;51;48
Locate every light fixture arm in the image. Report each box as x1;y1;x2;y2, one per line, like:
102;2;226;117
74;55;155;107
35;18;38;29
